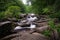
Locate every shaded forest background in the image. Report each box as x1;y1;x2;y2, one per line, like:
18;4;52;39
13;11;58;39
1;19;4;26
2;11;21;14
0;0;60;38
0;0;60;19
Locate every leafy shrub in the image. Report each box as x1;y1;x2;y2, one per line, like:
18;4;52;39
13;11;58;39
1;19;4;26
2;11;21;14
42;20;55;37
48;20;56;29
42;6;54;15
50;11;60;20
5;6;21;18
42;30;51;37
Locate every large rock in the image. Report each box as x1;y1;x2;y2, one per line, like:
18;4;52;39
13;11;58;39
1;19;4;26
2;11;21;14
1;32;49;40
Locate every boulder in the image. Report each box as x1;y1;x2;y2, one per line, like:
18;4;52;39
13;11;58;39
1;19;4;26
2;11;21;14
1;32;49;40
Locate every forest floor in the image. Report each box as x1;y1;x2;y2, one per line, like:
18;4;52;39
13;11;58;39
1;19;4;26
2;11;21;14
0;15;59;40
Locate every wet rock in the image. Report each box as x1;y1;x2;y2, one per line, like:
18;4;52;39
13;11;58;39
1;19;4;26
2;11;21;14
16;22;30;27
13;26;23;32
20;20;27;23
27;13;38;22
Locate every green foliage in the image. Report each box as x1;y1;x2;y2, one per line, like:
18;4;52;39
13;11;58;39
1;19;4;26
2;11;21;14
25;5;32;13
31;0;60;16
42;19;60;37
13;0;26;13
49;23;60;36
55;24;60;33
0;0;26;20
5;6;21;18
50;11;60;19
0;0;25;13
31;0;54;14
42;30;51;37
42;20;55;37
42;6;55;15
0;0;15;11
0;12;5;19
42;20;56;37
48;20;56;29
